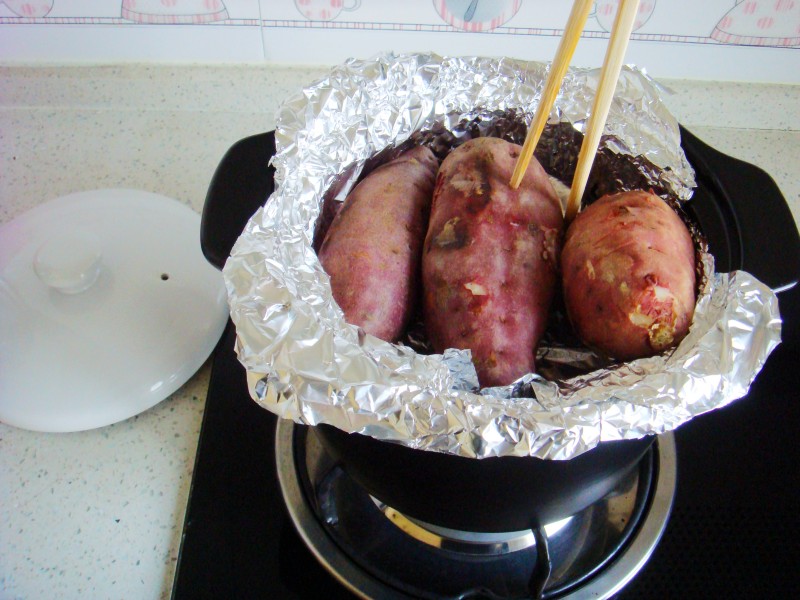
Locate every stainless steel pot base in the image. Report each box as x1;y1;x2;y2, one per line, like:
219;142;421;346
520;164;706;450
276;420;676;599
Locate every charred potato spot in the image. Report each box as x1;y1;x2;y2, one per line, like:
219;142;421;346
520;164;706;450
648;323;675;350
468;155;494;203
433;217;468;249
450;176;479;196
479;179;493;201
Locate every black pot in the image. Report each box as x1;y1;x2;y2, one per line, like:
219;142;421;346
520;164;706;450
316;423;653;531
200;127;800;533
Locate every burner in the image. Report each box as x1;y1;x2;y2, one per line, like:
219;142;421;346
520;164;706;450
277;420;676;599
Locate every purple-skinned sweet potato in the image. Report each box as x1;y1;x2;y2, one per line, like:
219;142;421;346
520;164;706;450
422;137;564;388
318;145;439;342
561;190;696;360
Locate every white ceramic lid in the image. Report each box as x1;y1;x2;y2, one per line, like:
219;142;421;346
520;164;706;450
0;189;229;432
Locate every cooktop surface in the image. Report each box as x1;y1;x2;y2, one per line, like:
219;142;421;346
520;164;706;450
172;129;800;599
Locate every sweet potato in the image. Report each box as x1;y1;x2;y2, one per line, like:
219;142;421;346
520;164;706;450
318;145;439;342
422;137;564;387
561;190;696;360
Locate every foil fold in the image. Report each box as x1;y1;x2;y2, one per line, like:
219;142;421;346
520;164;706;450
223;52;781;460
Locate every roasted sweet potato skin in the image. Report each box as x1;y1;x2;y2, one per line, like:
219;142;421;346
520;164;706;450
318;145;439;342
422;137;564;387
561;190;696;360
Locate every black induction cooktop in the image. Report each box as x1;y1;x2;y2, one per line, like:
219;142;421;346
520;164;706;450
172;129;800;599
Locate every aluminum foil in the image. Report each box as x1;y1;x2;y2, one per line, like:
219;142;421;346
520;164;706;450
223;52;781;460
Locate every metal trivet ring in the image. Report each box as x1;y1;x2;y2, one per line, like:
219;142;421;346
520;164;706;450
372;497;577;557
277;420;676;600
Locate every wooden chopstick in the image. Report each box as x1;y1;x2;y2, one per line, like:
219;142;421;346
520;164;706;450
564;0;641;222
509;0;594;190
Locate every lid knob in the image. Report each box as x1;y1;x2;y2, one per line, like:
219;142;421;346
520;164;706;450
33;231;102;294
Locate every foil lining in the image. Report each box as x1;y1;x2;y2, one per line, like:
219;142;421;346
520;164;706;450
223;52;781;460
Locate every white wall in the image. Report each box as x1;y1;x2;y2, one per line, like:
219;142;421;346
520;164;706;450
1;1;798;82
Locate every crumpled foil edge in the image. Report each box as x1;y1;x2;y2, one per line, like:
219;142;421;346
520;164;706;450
223;52;782;460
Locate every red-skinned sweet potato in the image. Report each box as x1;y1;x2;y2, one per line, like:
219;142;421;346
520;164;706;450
422;137;564;387
318;145;439;342
561;190;696;360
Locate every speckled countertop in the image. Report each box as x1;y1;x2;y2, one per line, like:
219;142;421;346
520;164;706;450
1;64;798;600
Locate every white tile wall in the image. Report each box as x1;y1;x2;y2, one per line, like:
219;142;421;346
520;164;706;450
1;1;798;82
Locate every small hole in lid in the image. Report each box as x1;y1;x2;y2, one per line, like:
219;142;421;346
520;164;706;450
161;273;170;281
